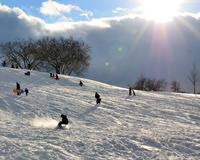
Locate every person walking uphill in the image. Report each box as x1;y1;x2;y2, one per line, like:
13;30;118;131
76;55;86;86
129;87;136;96
95;92;101;104
129;87;132;96
58;114;68;128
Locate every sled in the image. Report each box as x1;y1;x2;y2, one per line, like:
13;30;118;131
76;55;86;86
52;77;59;80
55;125;68;130
24;72;30;76
13;88;24;93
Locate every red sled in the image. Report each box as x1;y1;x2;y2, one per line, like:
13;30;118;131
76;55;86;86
52;77;59;80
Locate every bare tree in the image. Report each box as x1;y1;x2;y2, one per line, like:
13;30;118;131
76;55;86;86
134;74;167;91
188;62;200;94
134;74;146;90
37;36;91;75
36;36;62;73
144;78;153;91
1;36;91;76
59;37;91;75
171;80;181;92
0;38;42;70
156;79;168;91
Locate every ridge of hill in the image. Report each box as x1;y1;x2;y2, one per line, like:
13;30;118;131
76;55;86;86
0;67;200;160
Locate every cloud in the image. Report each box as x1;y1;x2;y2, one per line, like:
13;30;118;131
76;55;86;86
40;0;82;16
112;7;127;13
39;0;93;21
57;15;73;22
0;4;48;42
80;10;93;19
1;3;200;92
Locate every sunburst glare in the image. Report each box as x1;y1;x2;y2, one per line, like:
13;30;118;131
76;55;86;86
140;0;182;23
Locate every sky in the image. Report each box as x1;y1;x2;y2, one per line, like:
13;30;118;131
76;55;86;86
0;67;200;159
1;0;200;93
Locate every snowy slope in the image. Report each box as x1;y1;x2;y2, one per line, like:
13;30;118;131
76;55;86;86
0;67;200;160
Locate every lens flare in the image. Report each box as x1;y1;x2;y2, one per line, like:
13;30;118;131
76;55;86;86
105;62;109;66
118;47;123;52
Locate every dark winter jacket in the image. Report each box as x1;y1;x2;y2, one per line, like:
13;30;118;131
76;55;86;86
61;115;68;124
56;74;59;80
79;81;83;86
129;87;132;95
95;92;100;99
16;82;20;90
24;88;29;96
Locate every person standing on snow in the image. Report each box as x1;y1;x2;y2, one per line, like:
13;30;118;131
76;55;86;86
129;87;132;96
79;81;83;87
95;92;101;104
2;61;6;67
25;88;29;96
129;87;136;96
132;89;136;96
55;74;59;80
16;82;21;95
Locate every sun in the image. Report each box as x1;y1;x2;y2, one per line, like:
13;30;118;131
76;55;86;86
140;0;181;23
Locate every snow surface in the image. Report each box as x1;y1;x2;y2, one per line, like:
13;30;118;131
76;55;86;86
0;67;200;160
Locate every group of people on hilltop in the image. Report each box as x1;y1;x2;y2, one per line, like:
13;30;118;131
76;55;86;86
2;60;31;69
11;64;18;68
50;73;59;80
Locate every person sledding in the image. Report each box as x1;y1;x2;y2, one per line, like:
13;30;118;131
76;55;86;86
25;71;30;76
58;114;68;128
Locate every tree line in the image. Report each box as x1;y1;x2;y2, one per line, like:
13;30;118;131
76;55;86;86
132;62;200;94
0;36;91;76
133;74;168;91
1;36;200;93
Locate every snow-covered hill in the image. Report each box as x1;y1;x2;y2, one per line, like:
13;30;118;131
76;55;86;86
0;67;200;160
